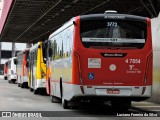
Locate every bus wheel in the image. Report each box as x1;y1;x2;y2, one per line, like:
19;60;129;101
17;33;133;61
121;101;131;111
18;83;20;87
4;76;7;80
11;79;15;84
30;87;33;92
34;89;39;94
62;98;69;109
51;96;61;103
21;83;24;88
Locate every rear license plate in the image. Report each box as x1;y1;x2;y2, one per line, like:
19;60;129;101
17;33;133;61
107;89;120;94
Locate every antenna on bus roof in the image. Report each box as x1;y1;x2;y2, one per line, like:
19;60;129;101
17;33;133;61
105;10;117;14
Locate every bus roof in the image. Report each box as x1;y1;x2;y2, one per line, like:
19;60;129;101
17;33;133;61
48;13;148;40
80;13;147;21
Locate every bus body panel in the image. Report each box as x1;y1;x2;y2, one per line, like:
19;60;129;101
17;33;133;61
17;49;29;86
7;57;17;82
47;14;152;105
29;42;46;91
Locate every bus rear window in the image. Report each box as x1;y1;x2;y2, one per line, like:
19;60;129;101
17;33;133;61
80;19;147;49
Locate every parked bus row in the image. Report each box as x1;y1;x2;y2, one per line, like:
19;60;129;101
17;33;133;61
3;11;153;110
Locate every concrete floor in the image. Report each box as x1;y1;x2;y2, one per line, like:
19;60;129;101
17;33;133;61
0;75;160;120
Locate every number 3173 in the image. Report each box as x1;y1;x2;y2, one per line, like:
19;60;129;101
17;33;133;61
107;22;117;26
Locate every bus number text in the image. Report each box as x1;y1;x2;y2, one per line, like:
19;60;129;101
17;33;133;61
125;59;141;64
107;22;117;27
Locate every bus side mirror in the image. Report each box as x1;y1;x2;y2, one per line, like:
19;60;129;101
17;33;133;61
26;61;29;67
14;60;17;65
49;48;53;57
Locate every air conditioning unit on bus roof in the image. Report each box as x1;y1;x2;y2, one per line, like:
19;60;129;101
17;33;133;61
105;10;117;14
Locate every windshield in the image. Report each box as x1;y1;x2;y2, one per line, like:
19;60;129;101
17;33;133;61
80;19;147;49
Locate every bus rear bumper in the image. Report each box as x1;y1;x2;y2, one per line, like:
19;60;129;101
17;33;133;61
22;76;28;83
11;74;17;80
36;79;46;89
63;84;152;101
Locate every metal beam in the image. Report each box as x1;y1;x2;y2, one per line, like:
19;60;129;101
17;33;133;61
139;0;155;17
14;0;63;42
148;0;158;16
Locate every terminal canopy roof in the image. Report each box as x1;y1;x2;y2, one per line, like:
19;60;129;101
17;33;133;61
0;0;160;43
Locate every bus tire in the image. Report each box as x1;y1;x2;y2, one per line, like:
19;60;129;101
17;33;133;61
30;87;33;92
18;83;20;87
25;83;28;88
34;89;39;94
21;83;24;88
51;96;61;103
121;101;131;111
62;98;69;109
4;76;7;80
11;79;15;84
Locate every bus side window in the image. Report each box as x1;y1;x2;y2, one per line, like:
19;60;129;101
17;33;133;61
49;47;53;57
14;59;17;65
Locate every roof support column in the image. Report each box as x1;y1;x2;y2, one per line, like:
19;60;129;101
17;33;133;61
139;0;155;17
12;42;15;57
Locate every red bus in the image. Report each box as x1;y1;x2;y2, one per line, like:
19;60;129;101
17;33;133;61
46;11;152;109
4;61;9;80
17;48;29;88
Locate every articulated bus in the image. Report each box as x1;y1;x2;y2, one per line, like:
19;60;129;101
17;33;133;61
46;11;152;109
28;42;47;94
7;57;18;83
17;48;29;88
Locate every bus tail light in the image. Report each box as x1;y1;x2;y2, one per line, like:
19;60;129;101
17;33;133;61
144;55;152;85
141;87;146;95
80;86;85;94
74;52;83;84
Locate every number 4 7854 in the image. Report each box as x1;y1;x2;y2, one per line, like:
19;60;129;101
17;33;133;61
125;59;141;64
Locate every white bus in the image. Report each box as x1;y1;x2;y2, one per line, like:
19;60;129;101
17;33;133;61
7;57;17;83
17;49;29;88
